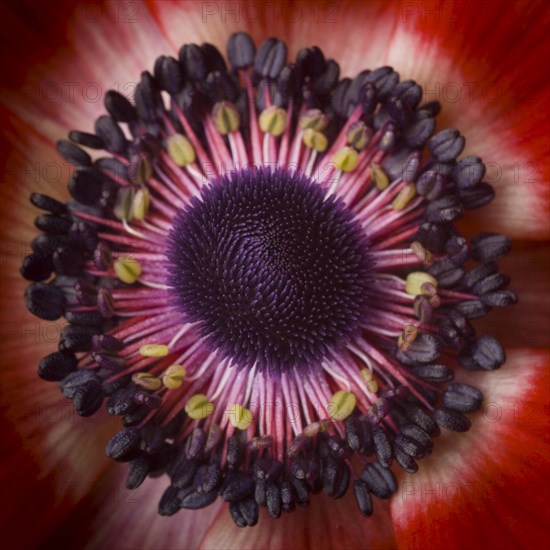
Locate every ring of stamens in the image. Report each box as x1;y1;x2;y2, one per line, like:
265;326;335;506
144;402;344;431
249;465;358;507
22;32;516;525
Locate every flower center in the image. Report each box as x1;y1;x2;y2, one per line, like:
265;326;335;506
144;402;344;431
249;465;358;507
22;31;517;526
167;167;372;372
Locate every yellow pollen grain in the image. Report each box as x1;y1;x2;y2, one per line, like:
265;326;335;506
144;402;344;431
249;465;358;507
303;422;320;438
366;379;379;393
371;163;389;190
132;372;162;391
259;106;287;136
398;324;419;351
302;128;328;152
360;369;379;393
162;364;186;390
167;133;196;166
139;343;170;357
405;272;438;296
411;241;434;266
212;101;240;135
299;109;328;131
327;390;357;421
132;187;150;221
185;393;214;420
392;183;417;211
332;146;359;172
360;368;373;382
114;256;142;284
114;187;134;221
134;156;152;184
228;403;253;430
347;121;370;150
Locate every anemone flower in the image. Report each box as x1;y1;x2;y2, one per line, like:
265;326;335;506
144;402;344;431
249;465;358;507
1;1;549;549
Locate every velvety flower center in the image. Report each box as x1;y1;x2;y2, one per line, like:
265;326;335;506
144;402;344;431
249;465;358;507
21;32;517;526
167;167;372;372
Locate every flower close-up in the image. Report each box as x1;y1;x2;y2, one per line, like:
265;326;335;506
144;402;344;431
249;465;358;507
1;1;549;549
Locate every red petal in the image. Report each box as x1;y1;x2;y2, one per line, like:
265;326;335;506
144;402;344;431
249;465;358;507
391;350;550;550
39;468;223;549
200;492;396;550
0;116;118;547
0;0;172;144
395;0;550;239
0;326;117;548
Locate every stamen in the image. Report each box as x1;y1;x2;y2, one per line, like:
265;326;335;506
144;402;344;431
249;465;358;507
371;163;389;190
360;368;380;394
185;394;214;420
302;128;328;152
347;121;371;150
114;257;142;284
131;187;150;221
328;391;357;421
133;372;162;391
167;134;196;167
405;272;438;296
162;364;186;390
333;146;359;173
259;106;287;137
139;344;170;357
392;183;417;211
229;403;254;430
212;101;240;135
